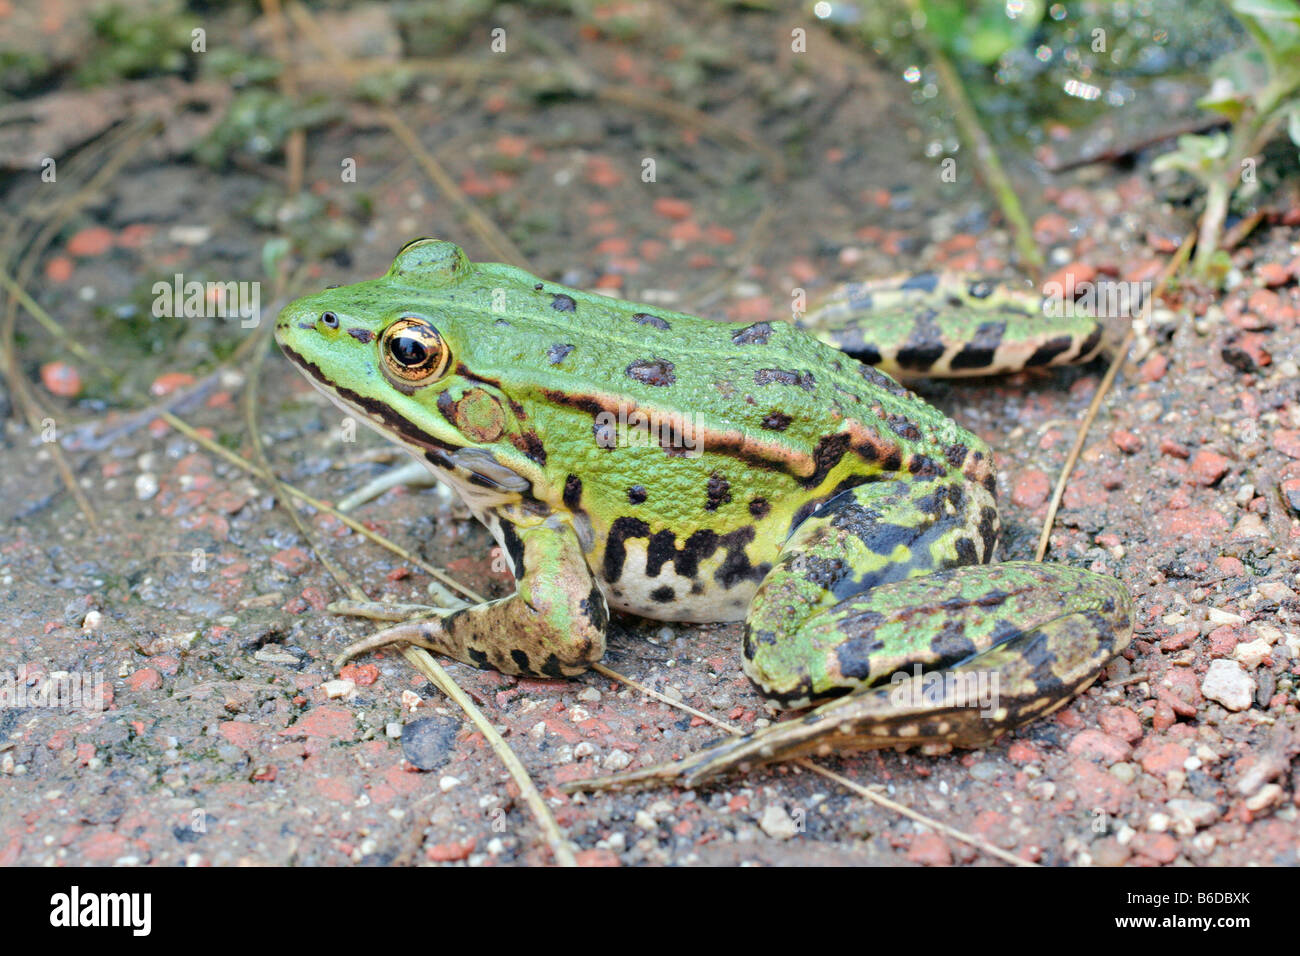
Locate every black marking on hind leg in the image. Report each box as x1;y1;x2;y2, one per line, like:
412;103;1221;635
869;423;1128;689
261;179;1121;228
1027;334;1074;367
949;320;1008;371
896;310;946;371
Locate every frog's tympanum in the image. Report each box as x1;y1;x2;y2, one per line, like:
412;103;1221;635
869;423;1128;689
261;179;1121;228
276;238;1133;788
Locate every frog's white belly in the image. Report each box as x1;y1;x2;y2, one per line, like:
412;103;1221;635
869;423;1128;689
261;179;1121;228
594;538;755;624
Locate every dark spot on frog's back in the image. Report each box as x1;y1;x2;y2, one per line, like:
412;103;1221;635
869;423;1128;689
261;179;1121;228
907;454;943;478
887;414;921;441
346;328;374;344
547;343;574;365
749;497;770;518
705;473;732;511
978;505;999;556
627;484;647;505
631;312;670;330
761;411;792;431
858;362;910;398
755;368;815;390
732;322;773;345
626;358;676;387
944;443;969;468
804;432;851;487
582;583;608;631
551;293;577;313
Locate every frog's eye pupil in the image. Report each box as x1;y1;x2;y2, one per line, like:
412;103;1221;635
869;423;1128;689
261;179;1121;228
321;311;339;328
380;317;449;385
392;336;427;366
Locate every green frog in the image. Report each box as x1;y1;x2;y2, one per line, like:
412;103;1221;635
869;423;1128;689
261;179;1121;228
275;238;1133;789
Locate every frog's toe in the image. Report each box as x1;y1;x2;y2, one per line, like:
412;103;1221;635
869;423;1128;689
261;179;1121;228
332;618;446;668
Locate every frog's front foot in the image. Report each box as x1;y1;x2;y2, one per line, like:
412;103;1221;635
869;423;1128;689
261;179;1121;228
327;591;470;668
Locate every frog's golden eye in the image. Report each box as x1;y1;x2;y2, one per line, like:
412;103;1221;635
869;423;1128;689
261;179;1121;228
380;317;450;385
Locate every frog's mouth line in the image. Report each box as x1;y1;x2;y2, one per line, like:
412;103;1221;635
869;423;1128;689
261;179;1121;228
280;343;529;505
279;343;460;461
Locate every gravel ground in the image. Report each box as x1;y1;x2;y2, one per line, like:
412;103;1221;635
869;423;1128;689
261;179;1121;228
0;2;1296;867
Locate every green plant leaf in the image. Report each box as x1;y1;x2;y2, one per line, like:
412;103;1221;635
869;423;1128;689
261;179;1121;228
1288;103;1300;146
1198;78;1246;121
919;0;1044;65
1232;0;1300;22
1152;132;1231;178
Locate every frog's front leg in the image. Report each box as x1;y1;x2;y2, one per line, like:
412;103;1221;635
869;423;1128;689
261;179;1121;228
334;515;607;678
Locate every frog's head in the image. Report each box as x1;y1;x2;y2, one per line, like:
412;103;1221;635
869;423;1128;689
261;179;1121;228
275;238;537;500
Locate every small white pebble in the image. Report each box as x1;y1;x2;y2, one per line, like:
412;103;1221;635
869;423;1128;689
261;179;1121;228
438;775;460;792
134;473;159;501
81;610;102;633
577;686;601;702
1233;638;1272;669
1244;783;1283;812
1201;659;1255;711
1206;607;1245;626
759;804;799;840
321;679;355;700
602;749;631;771
385;722;402;739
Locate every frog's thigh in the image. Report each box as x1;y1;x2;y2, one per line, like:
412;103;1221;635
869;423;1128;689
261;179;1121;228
346;516;608;678
670;562;1133;786
804;273;1104;378
743;475;1000;704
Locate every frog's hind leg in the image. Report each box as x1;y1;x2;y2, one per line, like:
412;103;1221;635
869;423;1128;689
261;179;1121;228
800;273;1108;379
571;478;1133;791
587;561;1133;791
741;474;1001;707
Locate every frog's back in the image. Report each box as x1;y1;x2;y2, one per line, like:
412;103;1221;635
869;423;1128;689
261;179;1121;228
452;261;988;492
